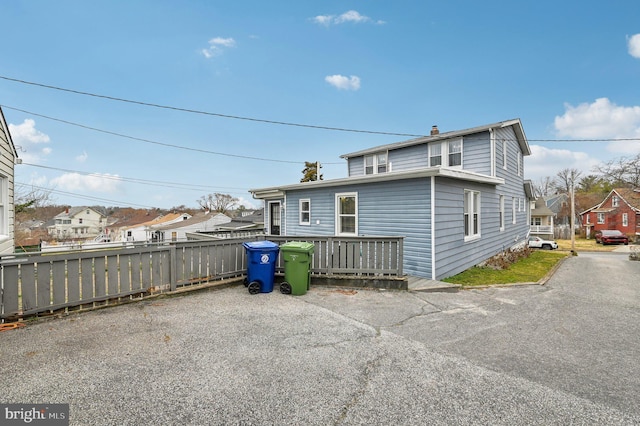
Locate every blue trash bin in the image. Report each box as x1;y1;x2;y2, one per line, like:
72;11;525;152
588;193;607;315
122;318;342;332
243;241;280;294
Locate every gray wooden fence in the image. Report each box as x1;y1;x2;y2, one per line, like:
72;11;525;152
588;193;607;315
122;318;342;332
1;235;403;321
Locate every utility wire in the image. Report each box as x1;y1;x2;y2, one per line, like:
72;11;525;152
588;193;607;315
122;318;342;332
16;182;157;209
2;105;345;164
20;162;250;192
0;75;425;138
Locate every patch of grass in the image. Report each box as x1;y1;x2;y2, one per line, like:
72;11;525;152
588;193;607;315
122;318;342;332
556;238;616;252
442;250;568;286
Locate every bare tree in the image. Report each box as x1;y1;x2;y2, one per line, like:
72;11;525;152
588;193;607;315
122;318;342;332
532;176;556;198
555;168;582;194
197;193;239;214
592;153;640;189
14;183;55;211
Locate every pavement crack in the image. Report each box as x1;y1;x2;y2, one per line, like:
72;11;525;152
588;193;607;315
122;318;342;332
334;352;385;425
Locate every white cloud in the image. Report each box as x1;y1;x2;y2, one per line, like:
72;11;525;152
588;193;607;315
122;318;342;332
554;97;640;154
628;34;640;58
526;145;600;181
311;10;383;26
76;151;88;162
8;119;52;162
201;37;236;58
50;173;123;193
325;74;361;91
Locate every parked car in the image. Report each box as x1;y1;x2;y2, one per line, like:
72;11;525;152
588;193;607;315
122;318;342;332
528;236;558;250
595;230;629;245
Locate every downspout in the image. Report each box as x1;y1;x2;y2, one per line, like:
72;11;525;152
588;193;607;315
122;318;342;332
431;175;436;280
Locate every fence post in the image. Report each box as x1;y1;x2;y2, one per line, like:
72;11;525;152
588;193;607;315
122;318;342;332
169;245;177;291
397;238;404;276
327;236;333;276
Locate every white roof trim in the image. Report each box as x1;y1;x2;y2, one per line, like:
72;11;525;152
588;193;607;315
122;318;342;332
250;167;505;199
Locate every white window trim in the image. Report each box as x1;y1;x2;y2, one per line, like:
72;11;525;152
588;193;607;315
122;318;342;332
586;213;591;224
517;150;523;176
335;192;358;236
429;138;463;168
597;213;605;224
499;195;505;232
364;152;388;175
622;212;628;227
0;176;6;238
464;190;481;242
299;199;311;226
502;140;508;170
612;196;619;207
512;197;517;224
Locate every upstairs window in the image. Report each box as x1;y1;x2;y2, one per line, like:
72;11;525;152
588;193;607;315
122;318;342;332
448;140;462;167
612;196;619;207
364;152;388;175
502;140;508;170
429;143;442;167
517;151;523;176
429;138;463;168
623;213;628;227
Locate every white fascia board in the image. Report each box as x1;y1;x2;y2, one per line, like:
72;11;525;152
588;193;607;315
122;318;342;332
249;167;504;199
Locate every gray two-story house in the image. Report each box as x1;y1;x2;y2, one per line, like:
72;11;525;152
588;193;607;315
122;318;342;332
250;119;534;280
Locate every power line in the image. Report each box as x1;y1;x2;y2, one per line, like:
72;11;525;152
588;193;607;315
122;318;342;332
2;105;345;164
20;162;250;192
16;182;157;208
0;75;425;138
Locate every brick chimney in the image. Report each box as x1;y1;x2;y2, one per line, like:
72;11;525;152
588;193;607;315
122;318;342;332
430;125;439;136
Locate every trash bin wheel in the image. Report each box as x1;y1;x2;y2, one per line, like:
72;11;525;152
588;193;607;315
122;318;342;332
280;282;292;294
248;281;261;295
243;277;248;287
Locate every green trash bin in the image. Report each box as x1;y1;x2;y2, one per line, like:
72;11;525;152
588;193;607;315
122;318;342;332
279;242;315;295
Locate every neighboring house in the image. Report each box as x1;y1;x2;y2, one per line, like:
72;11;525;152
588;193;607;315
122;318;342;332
250;119;534;280
580;188;640;240
545;193;569;225
153;211;232;242
530;197;555;240
119;212;192;242
0;107;18;254
48;207;108;239
212;209;264;237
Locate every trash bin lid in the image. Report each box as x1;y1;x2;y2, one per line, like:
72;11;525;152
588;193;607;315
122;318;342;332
280;241;315;253
243;240;279;250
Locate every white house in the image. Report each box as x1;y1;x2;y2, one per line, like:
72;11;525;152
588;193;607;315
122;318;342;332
48;207;108;240
0;107;19;254
153;211;232;242
119;212;192;242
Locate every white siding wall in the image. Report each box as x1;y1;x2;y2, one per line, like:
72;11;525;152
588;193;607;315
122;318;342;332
0;111;15;254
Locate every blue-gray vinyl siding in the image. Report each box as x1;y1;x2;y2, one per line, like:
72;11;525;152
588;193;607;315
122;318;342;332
462;131;492;175
433;178;527;279
284;178;433;278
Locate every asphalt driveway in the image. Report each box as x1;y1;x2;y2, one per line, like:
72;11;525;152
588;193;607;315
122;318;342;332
1;252;639;425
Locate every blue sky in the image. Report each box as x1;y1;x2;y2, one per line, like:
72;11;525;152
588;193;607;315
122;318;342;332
1;1;639;210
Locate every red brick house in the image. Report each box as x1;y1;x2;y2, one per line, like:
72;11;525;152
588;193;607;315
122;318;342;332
580;188;640;241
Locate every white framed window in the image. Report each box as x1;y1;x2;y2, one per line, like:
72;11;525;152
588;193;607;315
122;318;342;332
597;213;605;224
623;213;628;227
517;151;523;176
612;196;619;207
532;217;542;226
499;195;505;231
429;138;463;168
586;214;590;224
336;192;357;235
464;190;481;241
364;152;388;175
512;197;517;224
299;199;311;225
429;143;442;167
502;140;508;170
448;139;462;167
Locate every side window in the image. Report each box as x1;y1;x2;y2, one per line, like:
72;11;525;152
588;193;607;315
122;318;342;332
299;199;310;225
336;193;357;235
364;155;374;175
502;140;508;169
464;190;480;240
499;195;505;231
